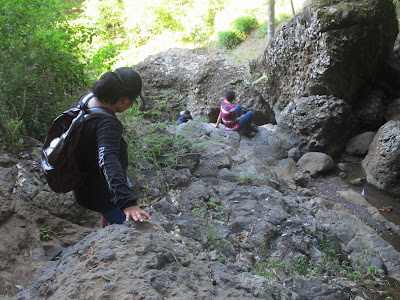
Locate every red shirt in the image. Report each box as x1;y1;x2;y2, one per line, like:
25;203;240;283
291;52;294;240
220;98;239;131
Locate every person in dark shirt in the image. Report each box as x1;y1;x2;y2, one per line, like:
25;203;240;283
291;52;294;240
73;67;150;227
176;109;193;124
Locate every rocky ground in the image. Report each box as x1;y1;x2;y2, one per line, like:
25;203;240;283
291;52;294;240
1;121;399;299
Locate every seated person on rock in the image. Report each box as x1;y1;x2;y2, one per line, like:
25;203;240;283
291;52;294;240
214;90;257;137
176;109;193;125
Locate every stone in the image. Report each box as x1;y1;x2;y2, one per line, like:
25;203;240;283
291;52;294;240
297;152;335;176
350;178;365;186
362;121;400;195
277;95;355;156
345;131;375;156
250;0;398;115
338;190;369;207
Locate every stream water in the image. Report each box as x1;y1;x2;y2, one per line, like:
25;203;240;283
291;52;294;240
306;154;400;252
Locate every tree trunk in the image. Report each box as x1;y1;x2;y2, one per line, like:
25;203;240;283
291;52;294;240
290;0;296;15
267;0;275;43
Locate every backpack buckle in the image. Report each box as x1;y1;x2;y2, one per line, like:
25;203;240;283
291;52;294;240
77;92;94;111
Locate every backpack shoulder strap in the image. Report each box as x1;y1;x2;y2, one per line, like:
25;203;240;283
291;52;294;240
77;92;118;120
77;92;94;111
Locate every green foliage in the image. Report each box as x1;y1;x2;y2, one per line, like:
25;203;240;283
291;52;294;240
97;0;127;39
217;15;259;48
204;0;225;27
86;42;121;78
152;6;184;33
0;0;90;148
231;16;258;37
143;89;186;122
217;30;241;48
192;207;206;218
236;172;258;185
176;0;226;43
250;249;282;280
121;103;205;173
296;256;308;275
257;22;269;37
253;75;269;85
207;224;233;261
122;0;228;46
277;12;292;25
39;227;63;241
251;239;387;287
207;199;226;222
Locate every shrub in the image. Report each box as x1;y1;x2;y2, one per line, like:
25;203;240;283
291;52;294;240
217;30;241;48
97;0;127;40
231;16;258;37
0;0;91;148
277;13;292;25
120;103;206;172
257;22;269;37
152;7;184;33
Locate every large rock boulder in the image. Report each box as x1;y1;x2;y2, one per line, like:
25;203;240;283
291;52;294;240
250;0;398;116
277;95;355;156
362;120;400;195
249;0;398;155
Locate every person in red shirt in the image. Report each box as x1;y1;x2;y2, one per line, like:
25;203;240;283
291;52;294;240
214;90;257;136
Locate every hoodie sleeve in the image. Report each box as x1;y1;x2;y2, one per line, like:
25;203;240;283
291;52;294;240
96;117;138;210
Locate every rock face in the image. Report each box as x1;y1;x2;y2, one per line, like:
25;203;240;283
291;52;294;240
362;120;400;195
0;147;99;295
14;122;400;300
277;95;355;156
386;98;400;121
135;49;275;125
251;0;398;112
16;224;298;300
250;0;399;155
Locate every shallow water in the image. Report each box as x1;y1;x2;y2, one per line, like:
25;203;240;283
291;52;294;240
341;160;400;251
306;155;400;252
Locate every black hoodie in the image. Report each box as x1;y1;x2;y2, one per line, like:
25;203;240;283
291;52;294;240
73;110;137;212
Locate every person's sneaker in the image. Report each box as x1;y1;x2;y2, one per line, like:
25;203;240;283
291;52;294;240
250;122;259;133
240;128;256;138
240;128;251;137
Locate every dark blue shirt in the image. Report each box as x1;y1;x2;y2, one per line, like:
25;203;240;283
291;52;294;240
176;114;193;124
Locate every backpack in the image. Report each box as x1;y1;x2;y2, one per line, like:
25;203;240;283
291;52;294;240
41;92;115;193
